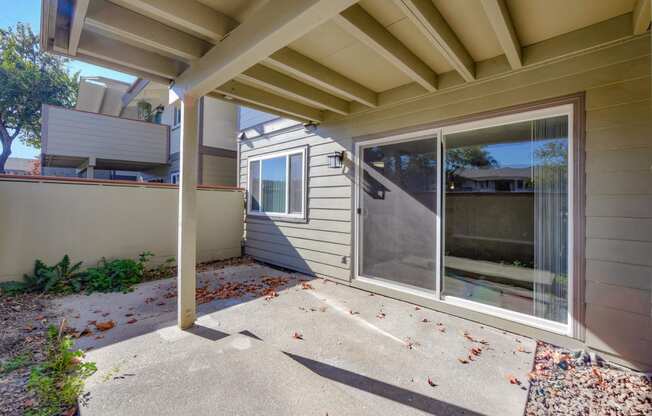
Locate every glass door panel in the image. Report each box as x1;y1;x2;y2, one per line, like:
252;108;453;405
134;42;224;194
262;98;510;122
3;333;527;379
442;115;569;323
359;136;438;292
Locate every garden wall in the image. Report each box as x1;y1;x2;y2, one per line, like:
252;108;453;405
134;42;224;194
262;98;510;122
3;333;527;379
0;175;244;282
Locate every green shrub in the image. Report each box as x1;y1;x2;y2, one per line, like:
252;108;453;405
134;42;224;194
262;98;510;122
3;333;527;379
0;252;154;296
83;254;150;293
0;255;87;295
26;325;96;416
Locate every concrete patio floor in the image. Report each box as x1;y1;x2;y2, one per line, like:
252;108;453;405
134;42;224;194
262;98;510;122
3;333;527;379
54;262;536;416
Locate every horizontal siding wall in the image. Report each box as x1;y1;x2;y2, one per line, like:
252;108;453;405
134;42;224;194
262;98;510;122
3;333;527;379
44;106;169;164
239;125;353;282
240;35;652;369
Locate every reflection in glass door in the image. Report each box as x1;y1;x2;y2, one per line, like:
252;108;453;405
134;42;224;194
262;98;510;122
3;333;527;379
442;115;570;324
357;136;439;292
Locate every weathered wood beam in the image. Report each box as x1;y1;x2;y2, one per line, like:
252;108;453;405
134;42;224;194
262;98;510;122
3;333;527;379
77;29;182;79
68;0;89;55
334;4;437;92
395;0;475;81
239;64;349;115
480;0;522;69
214;81;323;122
109;0;237;41
86;0;210;61
633;0;651;35
173;0;358;99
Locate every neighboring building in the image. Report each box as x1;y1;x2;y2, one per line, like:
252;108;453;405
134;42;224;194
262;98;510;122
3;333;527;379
3;157;38;175
41;77;238;185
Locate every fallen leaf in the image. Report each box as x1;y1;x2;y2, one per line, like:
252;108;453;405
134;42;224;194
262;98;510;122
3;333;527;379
126;318;137;324
458;358;469;364
349;310;359;315
292;332;303;340
470;347;482;356
414;306;421;310
427;377;437;387
507;375;521;385
421;318;429;323
95;321;115;331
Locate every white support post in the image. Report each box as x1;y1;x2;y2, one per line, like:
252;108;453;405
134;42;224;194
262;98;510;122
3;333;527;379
177;95;199;329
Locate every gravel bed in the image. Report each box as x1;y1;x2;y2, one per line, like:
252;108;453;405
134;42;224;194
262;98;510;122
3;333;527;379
526;341;651;415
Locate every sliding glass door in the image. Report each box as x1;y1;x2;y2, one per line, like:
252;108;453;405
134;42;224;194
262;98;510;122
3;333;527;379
355;104;573;332
357;135;439;292
442;113;571;326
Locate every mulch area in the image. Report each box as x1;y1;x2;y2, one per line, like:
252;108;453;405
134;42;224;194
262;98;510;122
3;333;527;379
0;293;59;416
525;341;651;415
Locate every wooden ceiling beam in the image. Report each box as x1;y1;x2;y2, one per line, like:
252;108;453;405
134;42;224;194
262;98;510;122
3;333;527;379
173;0;358;99
266;48;378;108
239;64;349;115
108;0;238;42
214;81;323;122
633;0;651;35
480;0;522;69
77;29;182;79
334;4;437;92
395;0;475;81
68;0;89;55
86;0;210;61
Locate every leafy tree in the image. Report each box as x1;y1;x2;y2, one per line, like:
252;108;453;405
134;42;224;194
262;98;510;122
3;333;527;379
0;23;78;172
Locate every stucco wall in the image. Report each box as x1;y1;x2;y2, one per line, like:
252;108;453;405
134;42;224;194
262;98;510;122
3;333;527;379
239;35;651;370
0;177;244;283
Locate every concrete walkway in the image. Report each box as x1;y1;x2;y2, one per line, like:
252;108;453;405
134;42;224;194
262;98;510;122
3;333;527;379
55;263;536;416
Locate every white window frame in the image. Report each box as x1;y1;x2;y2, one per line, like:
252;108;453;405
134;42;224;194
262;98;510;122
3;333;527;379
247;147;307;219
173;105;182;128
353;103;575;336
170;171;179;184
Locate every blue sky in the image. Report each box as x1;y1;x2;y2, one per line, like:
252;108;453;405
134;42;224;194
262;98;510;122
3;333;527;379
1;0;135;159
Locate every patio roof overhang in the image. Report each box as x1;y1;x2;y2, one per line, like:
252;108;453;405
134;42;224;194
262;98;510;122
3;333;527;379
40;0;651;124
40;0;651;330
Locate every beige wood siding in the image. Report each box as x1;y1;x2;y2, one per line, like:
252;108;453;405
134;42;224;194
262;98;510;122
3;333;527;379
201;154;237;186
43;105;169;164
240;35;651;369
239;126;352;281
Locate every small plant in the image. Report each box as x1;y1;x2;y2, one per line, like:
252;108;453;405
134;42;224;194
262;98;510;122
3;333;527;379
1;353;31;375
26;324;96;416
83;252;151;293
0;255;87;295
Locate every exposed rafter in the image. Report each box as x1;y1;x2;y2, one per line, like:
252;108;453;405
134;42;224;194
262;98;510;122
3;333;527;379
395;0;475;82
173;0;358;99
68;0;89;55
480;0;522;69
633;0;651;35
86;0;210;61
108;0;237;42
77;29;182;79
214;81;323;122
334;4;437;92
266;48;377;108
239;64;349;115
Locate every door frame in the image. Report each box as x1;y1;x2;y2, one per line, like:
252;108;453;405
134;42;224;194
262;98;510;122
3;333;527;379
353;128;443;300
352;100;580;337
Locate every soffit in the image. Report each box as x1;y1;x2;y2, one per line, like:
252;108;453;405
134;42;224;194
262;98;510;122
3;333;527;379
506;0;637;46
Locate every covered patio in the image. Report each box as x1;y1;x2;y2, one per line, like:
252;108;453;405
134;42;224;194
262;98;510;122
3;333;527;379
40;0;652;374
54;261;535;416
